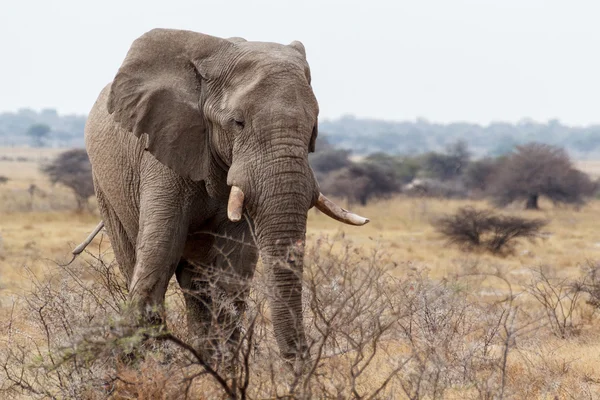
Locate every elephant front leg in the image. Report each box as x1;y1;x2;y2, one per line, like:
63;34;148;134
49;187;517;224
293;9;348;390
128;210;190;326
176;259;214;358
181;215;259;367
210;220;258;369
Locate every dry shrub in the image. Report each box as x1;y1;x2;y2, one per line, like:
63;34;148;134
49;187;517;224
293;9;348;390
396;269;549;400
577;260;600;310
434;207;547;255
508;341;598;400
0;236;594;399
525;267;584;338
0;238;130;398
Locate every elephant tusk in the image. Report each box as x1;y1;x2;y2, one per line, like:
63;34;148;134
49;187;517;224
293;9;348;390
315;193;370;226
227;186;245;222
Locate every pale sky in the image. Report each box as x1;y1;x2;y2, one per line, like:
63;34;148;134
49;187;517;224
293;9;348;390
2;0;599;125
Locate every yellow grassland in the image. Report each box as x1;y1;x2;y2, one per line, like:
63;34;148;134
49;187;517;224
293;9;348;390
1;148;600;397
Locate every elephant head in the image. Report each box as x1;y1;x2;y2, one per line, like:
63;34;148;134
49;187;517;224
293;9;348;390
107;29;368;361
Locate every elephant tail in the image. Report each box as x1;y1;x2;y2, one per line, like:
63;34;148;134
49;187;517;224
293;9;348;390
60;221;105;266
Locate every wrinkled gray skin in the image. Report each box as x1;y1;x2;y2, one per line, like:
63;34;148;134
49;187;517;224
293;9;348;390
86;29;328;362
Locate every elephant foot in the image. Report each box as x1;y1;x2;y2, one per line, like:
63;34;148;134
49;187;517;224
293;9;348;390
137;303;166;328
108;301;170;367
281;349;313;378
190;336;217;362
117;349;138;366
188;336;246;374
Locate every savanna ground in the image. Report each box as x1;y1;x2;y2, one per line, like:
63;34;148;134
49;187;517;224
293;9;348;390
1;147;600;399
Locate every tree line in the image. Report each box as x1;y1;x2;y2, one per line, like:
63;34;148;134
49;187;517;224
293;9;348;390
30;136;597;213
25;136;596;213
320;115;600;159
4;109;600;158
310;136;597;209
0;108;85;148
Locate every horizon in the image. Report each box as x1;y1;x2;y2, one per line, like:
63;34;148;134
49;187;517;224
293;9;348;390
4;107;600;129
2;0;600;126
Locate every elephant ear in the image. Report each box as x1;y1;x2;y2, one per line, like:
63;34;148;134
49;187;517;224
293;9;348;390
227;37;247;44
288;40;306;58
289;39;317;153
309;123;318;153
107;29;228;181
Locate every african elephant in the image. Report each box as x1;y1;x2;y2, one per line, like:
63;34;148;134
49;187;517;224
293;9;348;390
84;28;369;363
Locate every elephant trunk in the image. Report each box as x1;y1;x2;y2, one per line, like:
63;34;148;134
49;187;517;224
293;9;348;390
251;163;313;361
227;144;314;360
257;218;308;361
225;133;368;361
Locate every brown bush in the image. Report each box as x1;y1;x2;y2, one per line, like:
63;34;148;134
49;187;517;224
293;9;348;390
575;261;600;310
525;267;584;338
434;207;548;255
0;237;409;398
2;235;594;399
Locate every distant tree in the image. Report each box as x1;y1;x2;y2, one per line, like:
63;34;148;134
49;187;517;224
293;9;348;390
489;143;595;210
462;157;502;194
320;162;399;205
0;176;9;185
320;167;369;205
41;149;95;212
422;140;471;181
26;124;51;147
312;133;334;152
560;169;598;207
364;153;421;184
309;148;353;179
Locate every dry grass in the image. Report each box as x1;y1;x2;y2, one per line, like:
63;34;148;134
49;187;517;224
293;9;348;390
0;149;102;292
0;147;66;184
309;196;600;279
1;151;600;398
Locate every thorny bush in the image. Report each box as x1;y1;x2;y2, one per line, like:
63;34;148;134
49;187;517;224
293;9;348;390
0;234;593;399
525;267;584;338
434;206;548;255
577;260;600;310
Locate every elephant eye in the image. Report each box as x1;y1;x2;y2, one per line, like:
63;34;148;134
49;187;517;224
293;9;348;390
233;118;245;130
